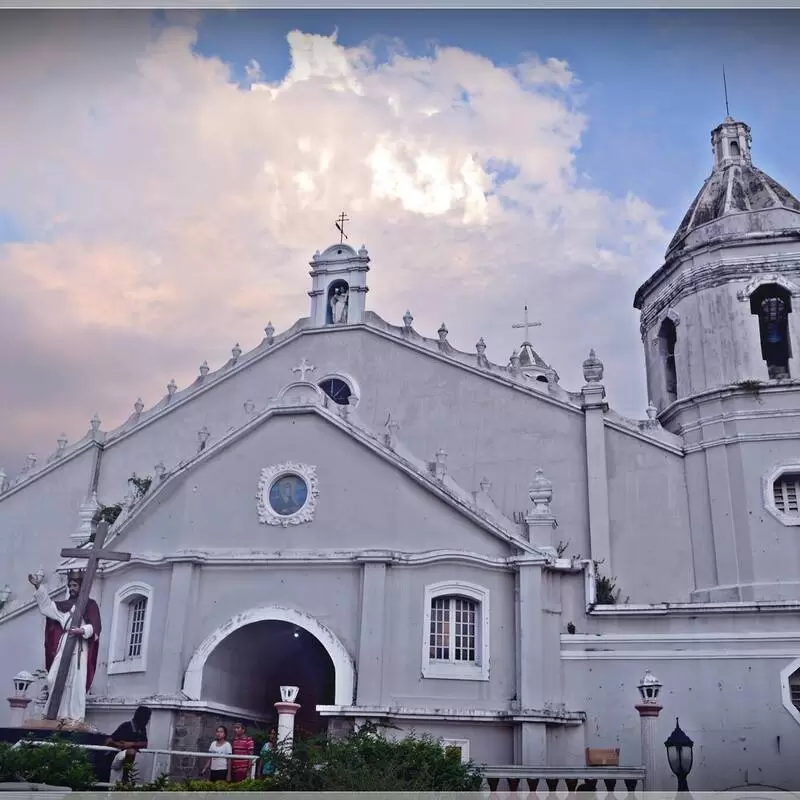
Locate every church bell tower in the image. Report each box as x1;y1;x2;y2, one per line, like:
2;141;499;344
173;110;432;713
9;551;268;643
633;115;800;602
308;241;371;328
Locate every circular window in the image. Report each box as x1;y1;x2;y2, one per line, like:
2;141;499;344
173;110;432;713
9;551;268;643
268;474;309;516
319;377;352;406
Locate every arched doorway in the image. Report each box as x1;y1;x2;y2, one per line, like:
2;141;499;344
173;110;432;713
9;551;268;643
183;606;356;735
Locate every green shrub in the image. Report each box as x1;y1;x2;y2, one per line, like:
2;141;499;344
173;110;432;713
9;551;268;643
0;739;96;790
130;724;483;792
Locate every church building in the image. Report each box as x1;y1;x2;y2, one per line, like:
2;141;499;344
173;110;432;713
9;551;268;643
1;114;800;791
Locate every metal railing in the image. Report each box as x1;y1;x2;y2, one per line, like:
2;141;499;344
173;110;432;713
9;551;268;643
14;739;260;785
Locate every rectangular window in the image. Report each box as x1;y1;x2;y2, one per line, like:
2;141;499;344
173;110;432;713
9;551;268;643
429;596;477;664
126;598;148;659
774;475;800;515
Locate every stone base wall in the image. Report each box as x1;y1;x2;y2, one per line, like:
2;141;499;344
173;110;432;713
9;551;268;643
170;710;251;781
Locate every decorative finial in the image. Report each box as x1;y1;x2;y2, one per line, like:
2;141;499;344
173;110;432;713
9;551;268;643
231;343;242;361
243;400;256;416
384;414;400;448
335;211;350;244
167;378;178;397
358;244;368;257
134;398;144;415
528;468;553;515
56;434;68;453
265;322;275;345
479;476;492;493
437;322;448;343
291;358;315;382
90;413;101;433
432;447;448;480
402;310;414;333
509;349;521;377
197;426;210;451
646;400;658;420
199;360;210;378
154;461;167;480
0;468;7;493
476;337;486;355
582;349;604;384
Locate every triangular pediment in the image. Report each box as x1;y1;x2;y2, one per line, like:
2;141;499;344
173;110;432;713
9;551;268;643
82;398;548;564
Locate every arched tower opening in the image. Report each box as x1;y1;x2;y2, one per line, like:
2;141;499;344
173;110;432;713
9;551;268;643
326;279;350;326
750;283;792;379
658;318;678;403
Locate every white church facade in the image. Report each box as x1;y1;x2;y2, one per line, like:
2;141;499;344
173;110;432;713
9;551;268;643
1;115;800;790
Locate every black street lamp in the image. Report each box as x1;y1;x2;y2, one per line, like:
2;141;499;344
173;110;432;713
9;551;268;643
664;717;694;792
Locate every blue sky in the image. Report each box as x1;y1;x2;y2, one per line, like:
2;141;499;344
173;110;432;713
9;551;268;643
1;9;799;469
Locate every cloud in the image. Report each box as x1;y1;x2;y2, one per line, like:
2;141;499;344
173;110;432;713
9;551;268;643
0;11;668;472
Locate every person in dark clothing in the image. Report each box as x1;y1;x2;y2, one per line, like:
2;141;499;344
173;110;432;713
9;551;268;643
107;706;151;785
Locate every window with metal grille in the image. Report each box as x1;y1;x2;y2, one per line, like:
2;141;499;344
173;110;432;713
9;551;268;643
791;681;800;710
126;598;148;659
429;596;477;664
774;474;800;516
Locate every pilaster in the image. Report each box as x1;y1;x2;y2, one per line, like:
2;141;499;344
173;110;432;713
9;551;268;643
160;563;198;695
580;351;612;572
356;558;387;706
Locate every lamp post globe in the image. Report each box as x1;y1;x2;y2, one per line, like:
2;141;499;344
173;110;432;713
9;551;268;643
665;718;694;792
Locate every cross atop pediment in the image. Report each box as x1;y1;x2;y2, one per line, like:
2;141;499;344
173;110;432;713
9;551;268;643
291;359;316;382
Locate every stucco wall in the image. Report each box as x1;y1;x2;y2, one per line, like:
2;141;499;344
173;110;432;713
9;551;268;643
563;634;800;790
604;428;693;602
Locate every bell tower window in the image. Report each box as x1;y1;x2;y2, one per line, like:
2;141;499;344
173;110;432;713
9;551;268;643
750;284;792;379
658;318;678;403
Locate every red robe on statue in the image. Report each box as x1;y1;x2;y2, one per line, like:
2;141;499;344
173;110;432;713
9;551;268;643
44;597;102;691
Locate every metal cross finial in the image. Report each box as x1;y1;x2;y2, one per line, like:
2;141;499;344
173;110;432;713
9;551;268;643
511;305;542;343
335;212;350;244
291;358;316;382
723;65;730;117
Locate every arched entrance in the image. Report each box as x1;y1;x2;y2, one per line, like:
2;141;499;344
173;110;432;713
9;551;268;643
183;606;355;735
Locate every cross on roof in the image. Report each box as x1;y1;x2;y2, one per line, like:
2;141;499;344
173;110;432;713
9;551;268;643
292;358;316;382
47;521;130;720
335;212;349;244
511;305;542;343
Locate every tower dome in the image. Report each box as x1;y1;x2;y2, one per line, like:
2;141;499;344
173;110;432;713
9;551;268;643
634;116;800;418
666;116;800;259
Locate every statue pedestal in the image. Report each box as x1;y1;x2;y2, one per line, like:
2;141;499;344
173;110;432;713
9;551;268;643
6;697;31;728
0;723;113;784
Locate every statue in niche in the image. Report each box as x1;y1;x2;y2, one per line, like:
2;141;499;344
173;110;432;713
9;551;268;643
330;286;349;325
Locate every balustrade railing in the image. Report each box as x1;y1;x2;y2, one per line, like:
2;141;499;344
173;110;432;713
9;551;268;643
481;765;647;794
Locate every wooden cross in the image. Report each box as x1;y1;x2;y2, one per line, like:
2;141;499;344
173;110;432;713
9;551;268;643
335;212;349;244
46;521;130;720
511;305;542;343
291;358;316;382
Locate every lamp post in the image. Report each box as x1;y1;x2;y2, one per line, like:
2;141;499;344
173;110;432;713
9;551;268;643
665;718;694;792
635;670;663;791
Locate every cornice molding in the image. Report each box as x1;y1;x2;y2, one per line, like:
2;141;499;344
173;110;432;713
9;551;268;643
639;255;800;330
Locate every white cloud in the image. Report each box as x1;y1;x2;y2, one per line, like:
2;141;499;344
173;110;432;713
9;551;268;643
0;12;669;470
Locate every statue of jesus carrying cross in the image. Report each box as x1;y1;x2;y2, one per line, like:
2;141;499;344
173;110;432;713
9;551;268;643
27;521;130;725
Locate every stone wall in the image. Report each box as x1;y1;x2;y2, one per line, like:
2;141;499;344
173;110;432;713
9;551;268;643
169;710;253;781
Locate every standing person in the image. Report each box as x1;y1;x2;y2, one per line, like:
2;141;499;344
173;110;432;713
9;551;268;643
258;729;278;778
230;721;255;782
202;726;232;783
106;706;151;786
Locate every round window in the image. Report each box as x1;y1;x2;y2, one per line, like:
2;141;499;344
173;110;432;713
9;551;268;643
319;377;352;406
268;474;309;516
